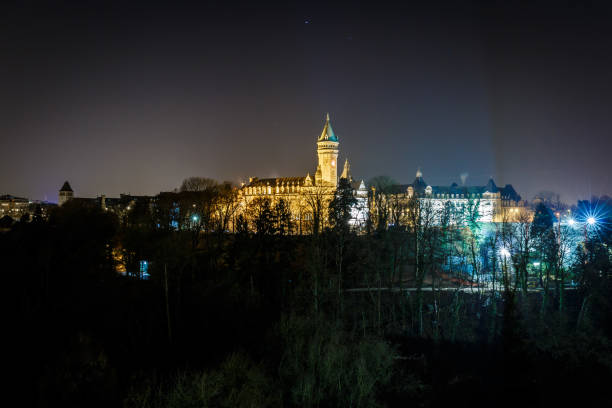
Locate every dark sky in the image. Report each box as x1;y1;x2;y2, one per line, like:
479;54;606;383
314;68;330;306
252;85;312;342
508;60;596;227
2;1;612;203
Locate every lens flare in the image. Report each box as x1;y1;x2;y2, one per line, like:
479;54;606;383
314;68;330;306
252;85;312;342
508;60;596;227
577;199;611;240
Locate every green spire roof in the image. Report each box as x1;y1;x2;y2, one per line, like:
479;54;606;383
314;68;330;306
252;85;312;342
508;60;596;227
318;113;338;142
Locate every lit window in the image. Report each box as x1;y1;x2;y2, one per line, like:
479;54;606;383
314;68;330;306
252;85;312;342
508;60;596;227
139;260;150;280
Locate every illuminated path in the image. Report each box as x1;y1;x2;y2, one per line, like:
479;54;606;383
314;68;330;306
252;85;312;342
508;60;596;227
345;286;577;293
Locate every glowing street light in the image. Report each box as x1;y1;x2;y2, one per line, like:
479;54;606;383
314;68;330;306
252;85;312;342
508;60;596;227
587;216;596;226
568;218;576;226
191;214;199;223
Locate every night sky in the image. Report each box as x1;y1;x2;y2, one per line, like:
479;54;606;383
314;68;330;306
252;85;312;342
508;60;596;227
2;1;612;203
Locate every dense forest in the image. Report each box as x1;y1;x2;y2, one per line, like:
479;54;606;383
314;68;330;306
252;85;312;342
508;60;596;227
7;179;612;407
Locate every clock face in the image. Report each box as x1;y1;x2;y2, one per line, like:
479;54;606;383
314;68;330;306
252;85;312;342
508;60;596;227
331;160;335;167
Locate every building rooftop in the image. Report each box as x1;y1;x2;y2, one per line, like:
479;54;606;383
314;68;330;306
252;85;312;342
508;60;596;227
318;113;338;143
0;194;29;202
393;171;522;201
60;181;73;192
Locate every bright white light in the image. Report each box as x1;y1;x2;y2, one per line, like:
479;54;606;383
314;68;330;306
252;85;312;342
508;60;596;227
568;218;576;226
533;262;540;267
500;248;510;258
587;217;596;225
192;215;199;222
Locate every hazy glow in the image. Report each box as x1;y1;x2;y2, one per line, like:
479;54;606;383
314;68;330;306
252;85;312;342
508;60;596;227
2;4;612;202
587;216;596;225
568;218;576;226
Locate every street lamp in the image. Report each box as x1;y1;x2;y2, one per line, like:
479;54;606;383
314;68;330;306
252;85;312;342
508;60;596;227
582;216;598;251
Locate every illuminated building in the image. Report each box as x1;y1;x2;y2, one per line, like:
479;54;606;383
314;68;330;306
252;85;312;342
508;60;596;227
372;170;529;225
53;114;529;232
0;194;30;219
239;114;368;232
0;194;56;222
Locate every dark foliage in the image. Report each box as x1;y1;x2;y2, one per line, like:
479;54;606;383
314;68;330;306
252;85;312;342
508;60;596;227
6;194;612;407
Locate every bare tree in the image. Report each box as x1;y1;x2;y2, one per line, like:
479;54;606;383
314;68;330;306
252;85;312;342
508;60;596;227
405;196;438;336
213;182;240;234
367;176;397;232
302;185;332;235
180;177;218;192
274;198;294;235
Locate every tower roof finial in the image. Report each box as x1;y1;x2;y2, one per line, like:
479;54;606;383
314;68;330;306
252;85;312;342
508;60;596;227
326;112;330;122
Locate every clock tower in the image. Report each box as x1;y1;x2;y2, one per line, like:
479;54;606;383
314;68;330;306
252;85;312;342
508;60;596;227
316;113;339;186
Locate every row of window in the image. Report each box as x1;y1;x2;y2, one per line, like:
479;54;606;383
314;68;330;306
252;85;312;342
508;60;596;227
246;184;302;195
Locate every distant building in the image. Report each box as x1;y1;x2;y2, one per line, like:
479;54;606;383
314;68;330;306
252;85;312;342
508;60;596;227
58;181;74;206
372;170;530;225
53;114;529;232
57;181;155;220
99;194;156;217
0;194;56;222
0;194;30;220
